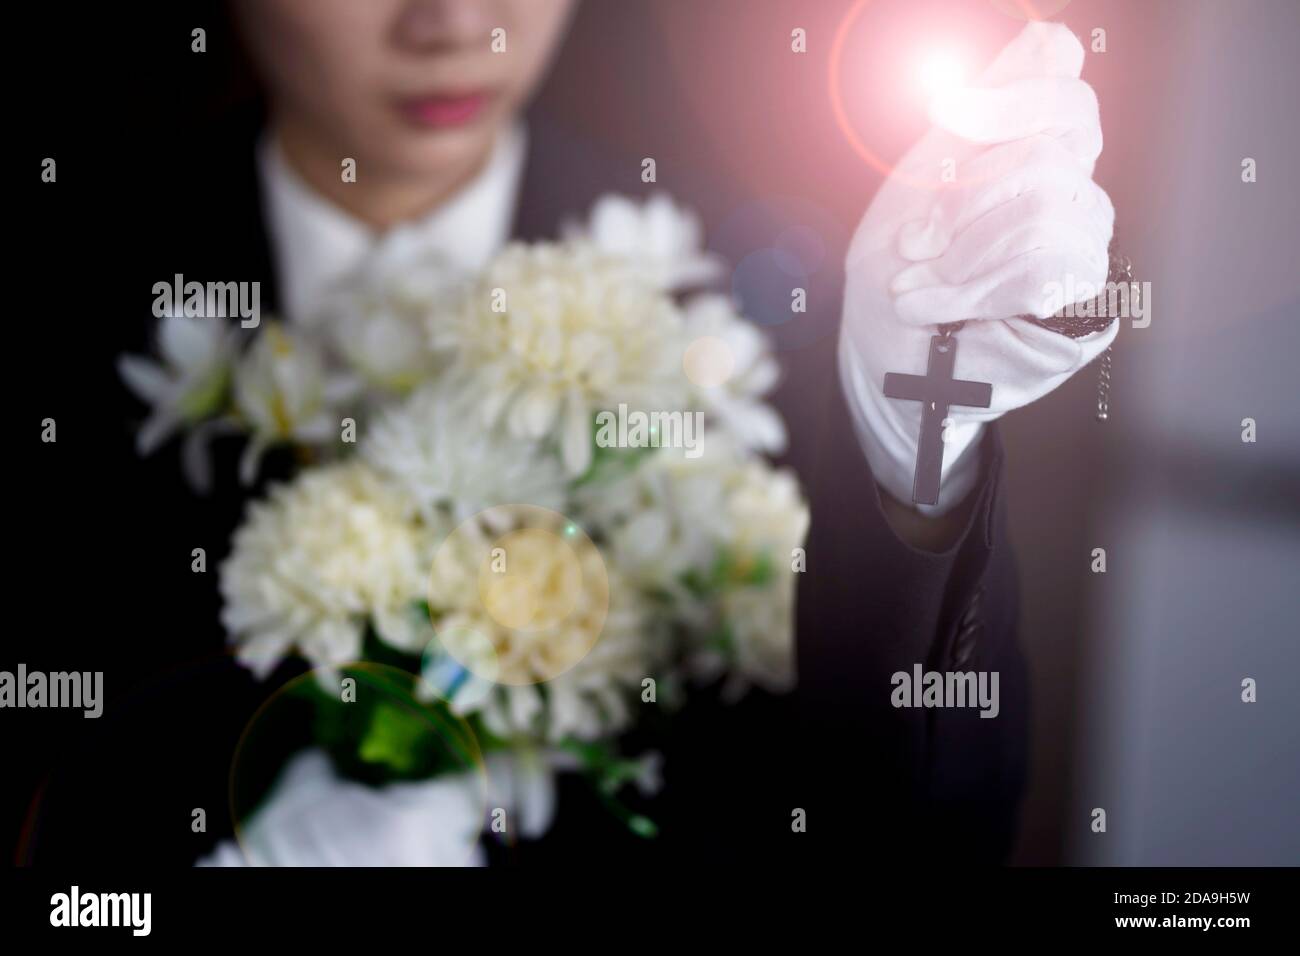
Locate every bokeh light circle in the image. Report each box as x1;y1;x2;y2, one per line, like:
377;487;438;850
427;504;610;687
773;225;827;278
480;527;582;631
829;0;1032;195
683;334;736;388
830;0;930;189
917;50;968;98
714;196;846;351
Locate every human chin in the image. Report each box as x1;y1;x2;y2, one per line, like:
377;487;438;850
383;124;500;179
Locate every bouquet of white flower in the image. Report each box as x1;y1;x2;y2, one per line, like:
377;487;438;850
121;194;808;865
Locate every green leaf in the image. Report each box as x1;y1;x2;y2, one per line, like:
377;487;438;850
358;700;430;774
308;665;483;784
626;815;659;839
558;737;660;840
682;546;776;597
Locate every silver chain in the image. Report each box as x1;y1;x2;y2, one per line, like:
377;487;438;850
1096;344;1112;422
1093;250;1134;424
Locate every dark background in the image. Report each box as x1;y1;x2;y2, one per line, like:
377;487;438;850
8;0;1298;867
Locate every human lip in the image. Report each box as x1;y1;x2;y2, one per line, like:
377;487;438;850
395;91;492;128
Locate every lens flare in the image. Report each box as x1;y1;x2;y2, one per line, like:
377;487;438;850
683;335;736;388
427;504;610;686
917;51;967;101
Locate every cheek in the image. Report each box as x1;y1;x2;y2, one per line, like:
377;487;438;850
274;51;389;151
276;62;376;152
258;1;390;115
501;0;572;93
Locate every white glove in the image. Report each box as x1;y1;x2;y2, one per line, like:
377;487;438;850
839;21;1117;514
195;749;486;867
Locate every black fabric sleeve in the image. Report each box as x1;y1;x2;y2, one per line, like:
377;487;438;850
792;371;1028;859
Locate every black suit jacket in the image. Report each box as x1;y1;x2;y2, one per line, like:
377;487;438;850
516;115;1031;862
18;106;1027;867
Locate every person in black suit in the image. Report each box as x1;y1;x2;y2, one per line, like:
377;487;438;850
21;0;1117;866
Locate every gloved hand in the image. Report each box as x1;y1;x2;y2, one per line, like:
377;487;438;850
196;749;486;866
839;21;1117;515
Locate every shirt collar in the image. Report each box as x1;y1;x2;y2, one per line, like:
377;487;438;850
257;124;527;324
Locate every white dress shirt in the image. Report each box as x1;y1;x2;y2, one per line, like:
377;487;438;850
257;125;527;325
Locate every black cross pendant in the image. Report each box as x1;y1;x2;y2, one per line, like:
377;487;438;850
882;332;992;506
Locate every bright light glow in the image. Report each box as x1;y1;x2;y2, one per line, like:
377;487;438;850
916;51;968;100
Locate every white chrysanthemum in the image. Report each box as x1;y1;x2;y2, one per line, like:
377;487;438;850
220;462;436;678
425;509;656;742
478;589;652;743
118;313;236;455
723;458;808;564
232;323;360;483
430;242;689;476
714;461;809;697
562;193;723;293
575;439;807;697
362;381;566;524
318;228;463;391
681;293;786;454
573;440;741;599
